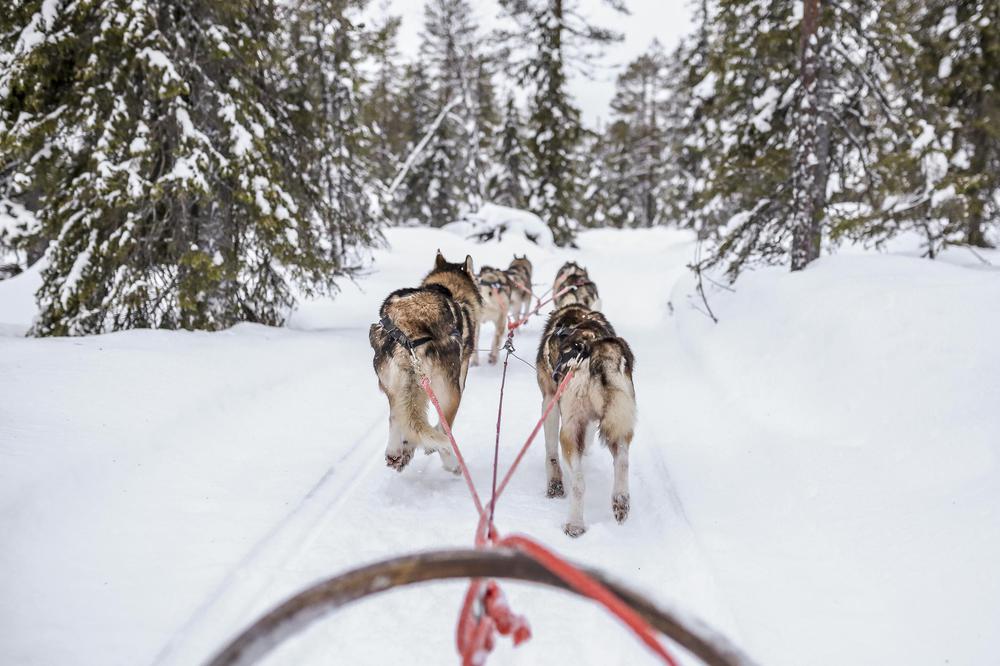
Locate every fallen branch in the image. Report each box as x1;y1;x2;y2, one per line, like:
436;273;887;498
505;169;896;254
387;97;462;197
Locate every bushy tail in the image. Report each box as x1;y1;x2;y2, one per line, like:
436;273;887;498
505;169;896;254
598;354;637;446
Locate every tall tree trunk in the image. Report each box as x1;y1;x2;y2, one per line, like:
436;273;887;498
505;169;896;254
790;0;827;271
965;126;990;247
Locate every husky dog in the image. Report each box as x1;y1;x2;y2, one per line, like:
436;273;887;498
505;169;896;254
553;262;601;311
554;275;601;310
536;304;636;537
506;255;534;322
474;265;512;366
553;261;588;294
369;252;482;473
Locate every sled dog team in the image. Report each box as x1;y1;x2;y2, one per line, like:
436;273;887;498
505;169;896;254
369;252;635;537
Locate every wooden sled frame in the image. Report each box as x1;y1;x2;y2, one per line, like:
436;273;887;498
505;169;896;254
207;548;755;666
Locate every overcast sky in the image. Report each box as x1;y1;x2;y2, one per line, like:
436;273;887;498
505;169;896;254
369;0;693;128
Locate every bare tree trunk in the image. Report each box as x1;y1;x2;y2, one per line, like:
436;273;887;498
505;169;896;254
790;0;827;272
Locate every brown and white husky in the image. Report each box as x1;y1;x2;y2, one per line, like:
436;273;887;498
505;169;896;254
474;265;512;365
506;255;534;322
553;261;601;310
536;304;636;536
369;252;482;473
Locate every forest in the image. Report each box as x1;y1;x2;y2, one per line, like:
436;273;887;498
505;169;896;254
2;0;997;334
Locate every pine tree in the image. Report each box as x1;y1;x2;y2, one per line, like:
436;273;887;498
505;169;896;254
284;0;383;261
393;0;493;225
486;96;530;209
394;64;437;224
362;11;407;186
581;124;636;228
674;0;914;278
913;1;1000;249
499;0;628;246
0;0;377;335
602;40;670;227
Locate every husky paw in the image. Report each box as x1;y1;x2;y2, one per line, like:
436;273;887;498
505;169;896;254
385;449;413;472
563;523;586;538
439;453;462;475
612;493;630;524
470;355;480;367
488;353;498;365
546;479;565;498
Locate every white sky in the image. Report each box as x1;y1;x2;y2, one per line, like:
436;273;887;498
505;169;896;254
368;0;693;128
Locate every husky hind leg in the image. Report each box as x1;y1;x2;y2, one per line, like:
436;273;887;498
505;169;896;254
541;393;564;498
428;374;462;474
609;441;630;523
560;418;588;537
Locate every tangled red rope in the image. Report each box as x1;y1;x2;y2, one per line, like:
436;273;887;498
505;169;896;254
417;303;680;665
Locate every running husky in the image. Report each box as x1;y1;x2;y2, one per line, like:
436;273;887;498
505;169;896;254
474;265;512;366
506;255;534;322
552;261;588;295
369;252;482;473
536;304;636;537
553;261;601;310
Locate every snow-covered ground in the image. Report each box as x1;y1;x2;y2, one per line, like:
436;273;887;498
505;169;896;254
2;223;999;665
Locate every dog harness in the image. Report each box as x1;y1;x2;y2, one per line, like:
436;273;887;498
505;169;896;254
552;342;590;381
379;315;462;355
379;315;434;353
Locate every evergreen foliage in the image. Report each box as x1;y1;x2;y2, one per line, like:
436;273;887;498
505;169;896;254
499;0;627;246
0;0;380;334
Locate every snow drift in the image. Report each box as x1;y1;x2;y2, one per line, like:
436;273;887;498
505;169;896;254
1;225;998;666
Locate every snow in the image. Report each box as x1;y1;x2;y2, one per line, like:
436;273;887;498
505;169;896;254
750;86;780;133
2;224;1000;665
937;55;953;79
442;203;554;247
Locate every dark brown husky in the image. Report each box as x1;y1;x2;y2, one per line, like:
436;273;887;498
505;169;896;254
369;252;482;473
536;304;636;536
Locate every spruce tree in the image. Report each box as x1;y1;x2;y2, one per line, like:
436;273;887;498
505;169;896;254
675;0;913;278
362;12;407;187
603;40;670;227
0;0;377;335
913;1;1000;248
393;0;493;225
499;0;628;246
394;63;439;224
486;96;530;209
284;0;383;260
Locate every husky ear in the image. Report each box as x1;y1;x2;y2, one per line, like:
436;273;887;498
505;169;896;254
464;255;474;274
435;250;446;269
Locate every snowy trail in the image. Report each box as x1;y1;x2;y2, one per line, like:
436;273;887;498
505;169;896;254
146;228;741;666
153;411;388;666
2;221;999;665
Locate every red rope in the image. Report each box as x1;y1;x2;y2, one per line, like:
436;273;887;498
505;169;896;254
420;375;484;517
493;369;574;504
500;535;680;666
507;284;573;332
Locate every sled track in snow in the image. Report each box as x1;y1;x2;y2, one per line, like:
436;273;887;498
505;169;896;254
152;412;387;666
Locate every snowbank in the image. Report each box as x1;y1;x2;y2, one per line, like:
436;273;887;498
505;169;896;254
442;203;554;247
0;261;41;336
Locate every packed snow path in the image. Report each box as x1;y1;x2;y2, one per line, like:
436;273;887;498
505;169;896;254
2;220;999;665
